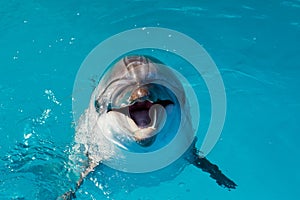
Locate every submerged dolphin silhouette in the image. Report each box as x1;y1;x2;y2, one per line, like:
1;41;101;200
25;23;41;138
61;55;237;199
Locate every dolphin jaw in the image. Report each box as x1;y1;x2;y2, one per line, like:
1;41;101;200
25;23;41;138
108;99;168;147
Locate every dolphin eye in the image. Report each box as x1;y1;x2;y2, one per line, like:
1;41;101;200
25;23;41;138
94;100;101;113
94;99;112;114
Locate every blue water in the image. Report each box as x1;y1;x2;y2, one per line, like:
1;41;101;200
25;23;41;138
1;0;300;199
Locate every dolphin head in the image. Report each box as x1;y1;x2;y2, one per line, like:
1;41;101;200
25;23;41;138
93;55;183;147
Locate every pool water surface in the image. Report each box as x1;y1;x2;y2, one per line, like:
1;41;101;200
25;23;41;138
1;0;300;199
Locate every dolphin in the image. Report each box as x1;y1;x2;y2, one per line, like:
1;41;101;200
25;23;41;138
61;55;237;199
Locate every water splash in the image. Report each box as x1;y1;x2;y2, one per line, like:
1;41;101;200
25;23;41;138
44;89;62;105
0;138;76;199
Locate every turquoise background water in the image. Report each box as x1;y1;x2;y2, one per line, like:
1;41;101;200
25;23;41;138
1;0;300;199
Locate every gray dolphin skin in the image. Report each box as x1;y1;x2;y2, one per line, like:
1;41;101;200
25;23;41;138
61;55;237;200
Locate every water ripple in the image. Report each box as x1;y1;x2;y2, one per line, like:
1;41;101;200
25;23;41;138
0;139;76;199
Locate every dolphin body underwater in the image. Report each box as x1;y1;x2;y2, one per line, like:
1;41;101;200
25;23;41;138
62;55;237;199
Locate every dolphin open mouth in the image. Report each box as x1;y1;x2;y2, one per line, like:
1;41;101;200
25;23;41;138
103;94;172;147
128;100;173;128
129;100;153;128
108;98;172;147
128;99;172;146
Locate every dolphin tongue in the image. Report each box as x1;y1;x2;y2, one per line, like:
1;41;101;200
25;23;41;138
129;101;153;128
127;104;167;140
